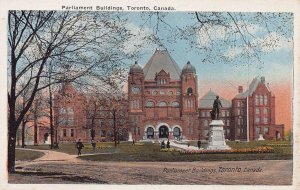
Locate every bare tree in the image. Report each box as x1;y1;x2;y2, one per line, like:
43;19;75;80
7;10;132;172
136;12;292;67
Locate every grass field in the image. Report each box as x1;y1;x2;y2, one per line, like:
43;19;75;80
15;149;45;161
22;140;292;162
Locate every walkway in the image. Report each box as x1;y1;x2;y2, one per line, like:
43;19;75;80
15;148;82;168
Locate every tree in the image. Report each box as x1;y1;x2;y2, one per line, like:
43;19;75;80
134;12;292;67
7;10;133;172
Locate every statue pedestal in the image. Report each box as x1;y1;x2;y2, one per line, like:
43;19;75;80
128;132;133;142
206;120;231;150
258;134;265;141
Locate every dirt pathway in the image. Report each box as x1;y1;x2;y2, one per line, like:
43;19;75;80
15;148;82;168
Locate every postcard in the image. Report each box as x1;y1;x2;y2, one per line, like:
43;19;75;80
0;0;299;190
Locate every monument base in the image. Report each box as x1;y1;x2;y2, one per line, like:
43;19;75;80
206;120;231;150
258;134;265;141
128;132;133;142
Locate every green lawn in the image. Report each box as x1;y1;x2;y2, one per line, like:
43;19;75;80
22;140;292;162
15;149;45;161
80;141;293;162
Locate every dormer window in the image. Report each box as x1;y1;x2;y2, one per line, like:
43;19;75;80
155;69;170;85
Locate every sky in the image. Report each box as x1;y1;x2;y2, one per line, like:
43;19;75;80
120;12;293;131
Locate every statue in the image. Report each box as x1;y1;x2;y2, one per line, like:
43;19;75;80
211;96;223;120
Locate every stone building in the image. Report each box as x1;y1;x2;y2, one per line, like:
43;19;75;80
50;51;285;143
53;82;129;143
128;49;199;140
232;76;284;140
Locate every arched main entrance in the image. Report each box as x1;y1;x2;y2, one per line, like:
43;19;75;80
159;126;169;138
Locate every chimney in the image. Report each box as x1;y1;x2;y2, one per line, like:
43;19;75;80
261;76;265;84
238;86;243;93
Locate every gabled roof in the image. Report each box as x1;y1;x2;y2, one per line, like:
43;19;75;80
143;49;181;80
233;76;272;99
199;90;231;108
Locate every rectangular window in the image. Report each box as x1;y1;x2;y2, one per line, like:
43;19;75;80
264;95;268;105
204;130;209;137
206;111;210;117
255;95;259;106
226;129;230;135
256;127;261;135
227;120;230;126
203;120;208;127
260;95;263;105
264;117;268;124
63;129;67;137
100;130;106;137
237;128;240;136
237;101;240;107
59;117;67;125
237;109;241;116
255;117;260;124
256;108;260;114
222;111;225;117
70;129;74;137
201;111;205;117
264;108;268;114
68;119;74;126
264;127;269;134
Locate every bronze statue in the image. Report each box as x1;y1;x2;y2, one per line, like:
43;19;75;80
212;95;223;120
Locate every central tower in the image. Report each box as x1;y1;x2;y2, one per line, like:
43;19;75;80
128;49;199;140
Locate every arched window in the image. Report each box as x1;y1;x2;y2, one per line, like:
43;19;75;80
187;87;193;95
146;101;154;107
171;101;180;107
158;101;167;107
146;127;154;139
173;127;181;138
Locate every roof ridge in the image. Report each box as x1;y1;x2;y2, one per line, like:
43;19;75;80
143;50;181;80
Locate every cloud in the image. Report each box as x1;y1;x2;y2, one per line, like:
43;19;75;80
196;24;227;47
122;23;154;55
254;32;293;53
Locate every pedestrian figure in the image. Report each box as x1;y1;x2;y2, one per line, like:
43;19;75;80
76;139;84;156
213;95;223;120
197;140;201;149
132;139;135;145
91;140;96;150
166;139;170;149
161;140;165;149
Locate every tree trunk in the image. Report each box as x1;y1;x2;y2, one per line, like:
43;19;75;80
34;101;38;145
113;109;117;147
49;85;54;149
8;118;17;173
21;119;26;148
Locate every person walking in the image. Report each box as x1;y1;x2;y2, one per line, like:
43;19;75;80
76;139;84;156
166;139;170;149
197;140;201;149
161;140;165;149
91;140;96;150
